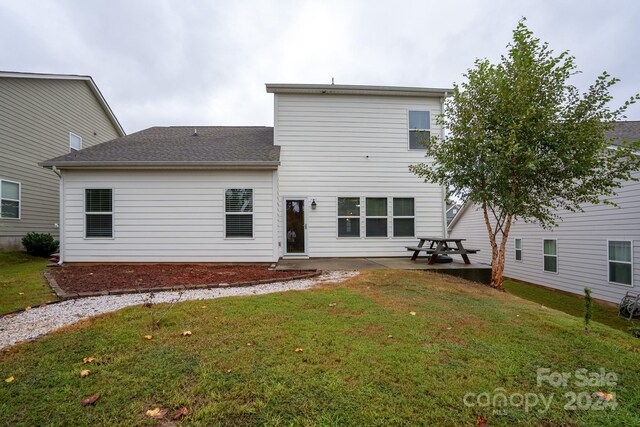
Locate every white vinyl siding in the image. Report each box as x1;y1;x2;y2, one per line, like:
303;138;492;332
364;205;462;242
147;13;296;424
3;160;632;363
366;197;388;237
608;240;633;286
61;170;276;262
449;173;640;304
543;239;558;273
225;189;253;238
337;197;360;238
69;132;82;152
393;197;415;237
515;238;522;261
1;179;21;219
275;93;445;257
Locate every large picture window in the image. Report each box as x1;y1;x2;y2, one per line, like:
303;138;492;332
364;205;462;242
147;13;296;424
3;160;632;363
393;198;414;237
608;241;632;286
1;180;20;219
225;189;253;238
408;110;430;149
85;189;113;238
338;197;360;237
366;197;387;237
543;239;557;273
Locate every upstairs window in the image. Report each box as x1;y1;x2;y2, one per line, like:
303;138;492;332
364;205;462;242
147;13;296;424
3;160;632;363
1;179;20;219
608;241;632;286
338;197;360;237
515;238;522;261
225;189;253;238
69;133;82;152
366;197;387;237
409;111;430;149
393;198;415;237
543;239;557;273
85;189;113;238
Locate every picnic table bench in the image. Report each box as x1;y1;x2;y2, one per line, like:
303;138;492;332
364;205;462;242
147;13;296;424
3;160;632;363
406;237;479;265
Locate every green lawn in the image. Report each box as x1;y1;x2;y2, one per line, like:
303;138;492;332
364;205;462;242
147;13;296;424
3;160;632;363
503;279;638;333
0;251;56;314
1;270;639;426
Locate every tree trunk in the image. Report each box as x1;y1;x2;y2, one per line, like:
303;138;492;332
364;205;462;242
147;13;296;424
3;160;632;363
482;205;514;288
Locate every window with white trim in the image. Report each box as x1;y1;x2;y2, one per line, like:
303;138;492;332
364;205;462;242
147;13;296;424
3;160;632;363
1;179;20;219
543;239;557;273
409;111;430;149
366;197;387;237
69;132;82;152
225;189;253;238
393;198;414;237
338;197;360;237
608;241;632;286
515;238;522;261
85;189;112;238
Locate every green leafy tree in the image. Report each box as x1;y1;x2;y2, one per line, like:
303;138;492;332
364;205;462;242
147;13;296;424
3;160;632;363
410;19;640;288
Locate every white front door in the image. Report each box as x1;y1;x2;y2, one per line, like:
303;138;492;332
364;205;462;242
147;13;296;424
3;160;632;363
284;198;307;256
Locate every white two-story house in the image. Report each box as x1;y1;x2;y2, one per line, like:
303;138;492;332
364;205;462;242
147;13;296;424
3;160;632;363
40;84;450;263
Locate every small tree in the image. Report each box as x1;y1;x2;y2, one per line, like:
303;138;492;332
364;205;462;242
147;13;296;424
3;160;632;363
410;19;640;288
584;288;592;331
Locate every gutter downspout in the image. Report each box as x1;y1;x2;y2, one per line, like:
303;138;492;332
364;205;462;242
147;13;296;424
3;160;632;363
52;166;64;265
441;92;448;238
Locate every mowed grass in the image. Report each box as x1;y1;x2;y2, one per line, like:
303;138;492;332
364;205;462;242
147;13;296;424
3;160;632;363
0;251;56;314
1;270;639;426
503;279;638;333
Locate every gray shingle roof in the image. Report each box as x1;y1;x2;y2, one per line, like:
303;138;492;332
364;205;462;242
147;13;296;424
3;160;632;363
40;126;279;168
605;121;640;146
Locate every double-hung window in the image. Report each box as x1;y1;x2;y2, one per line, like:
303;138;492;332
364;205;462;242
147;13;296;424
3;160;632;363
1;180;20;219
543;239;557;273
366;197;387;237
608;241;633;286
85;189;113;238
408;111;430;149
337;197;360;237
515;238;522;261
393;198;414;237
69;132;82;152
225;189;253;238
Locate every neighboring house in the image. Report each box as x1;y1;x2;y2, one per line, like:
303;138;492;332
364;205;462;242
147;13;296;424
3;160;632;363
449;121;640;304
446;203;461;225
0;71;124;250
40;83;451;263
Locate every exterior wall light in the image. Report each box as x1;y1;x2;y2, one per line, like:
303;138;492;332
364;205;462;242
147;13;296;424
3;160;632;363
311;199;317;210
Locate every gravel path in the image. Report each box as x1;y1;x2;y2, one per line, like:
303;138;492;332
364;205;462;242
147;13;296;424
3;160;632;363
0;270;359;351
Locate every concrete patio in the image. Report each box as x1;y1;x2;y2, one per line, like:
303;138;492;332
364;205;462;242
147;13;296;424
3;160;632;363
275;257;492;284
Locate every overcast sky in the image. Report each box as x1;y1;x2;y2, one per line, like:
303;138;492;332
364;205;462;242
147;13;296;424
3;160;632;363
2;0;639;133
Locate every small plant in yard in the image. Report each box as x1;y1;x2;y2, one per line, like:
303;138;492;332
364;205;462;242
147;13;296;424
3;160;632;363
21;232;59;257
140;288;186;331
584;287;592;331
629;325;640;338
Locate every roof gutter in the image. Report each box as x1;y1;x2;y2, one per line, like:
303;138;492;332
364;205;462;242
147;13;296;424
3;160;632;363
39;160;280;170
266;83;453;98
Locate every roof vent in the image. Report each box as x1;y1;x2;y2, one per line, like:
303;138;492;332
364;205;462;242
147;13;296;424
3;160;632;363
192;128;198;136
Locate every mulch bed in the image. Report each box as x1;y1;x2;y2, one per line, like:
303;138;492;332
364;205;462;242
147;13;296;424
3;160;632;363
50;264;316;294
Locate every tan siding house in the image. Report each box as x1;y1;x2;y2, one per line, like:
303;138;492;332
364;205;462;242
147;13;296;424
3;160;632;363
0;72;124;249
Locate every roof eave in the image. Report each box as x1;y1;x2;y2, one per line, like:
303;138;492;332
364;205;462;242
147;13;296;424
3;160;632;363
39;161;280;170
265;83;452;98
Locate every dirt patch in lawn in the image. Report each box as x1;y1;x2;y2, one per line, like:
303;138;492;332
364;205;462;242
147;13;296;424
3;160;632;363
50;264;317;294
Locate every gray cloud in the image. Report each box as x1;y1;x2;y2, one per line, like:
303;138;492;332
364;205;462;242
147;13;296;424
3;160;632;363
1;0;638;133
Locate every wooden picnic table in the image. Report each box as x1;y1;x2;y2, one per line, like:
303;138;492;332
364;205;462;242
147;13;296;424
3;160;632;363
405;237;479;265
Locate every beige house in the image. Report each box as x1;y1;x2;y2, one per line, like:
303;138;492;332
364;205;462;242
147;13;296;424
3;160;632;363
0;71;124;249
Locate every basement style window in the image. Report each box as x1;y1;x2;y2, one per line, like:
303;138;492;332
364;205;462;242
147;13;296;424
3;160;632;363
338;197;360;237
408;110;430;149
543;239;557;273
225;189;253;238
393;198;414;237
1;179;20;219
69;132;82;152
608;241;632;286
515;238;522;261
366;197;387;237
85;189;113;238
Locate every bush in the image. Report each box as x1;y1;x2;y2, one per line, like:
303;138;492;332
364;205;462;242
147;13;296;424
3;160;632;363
22;232;59;257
